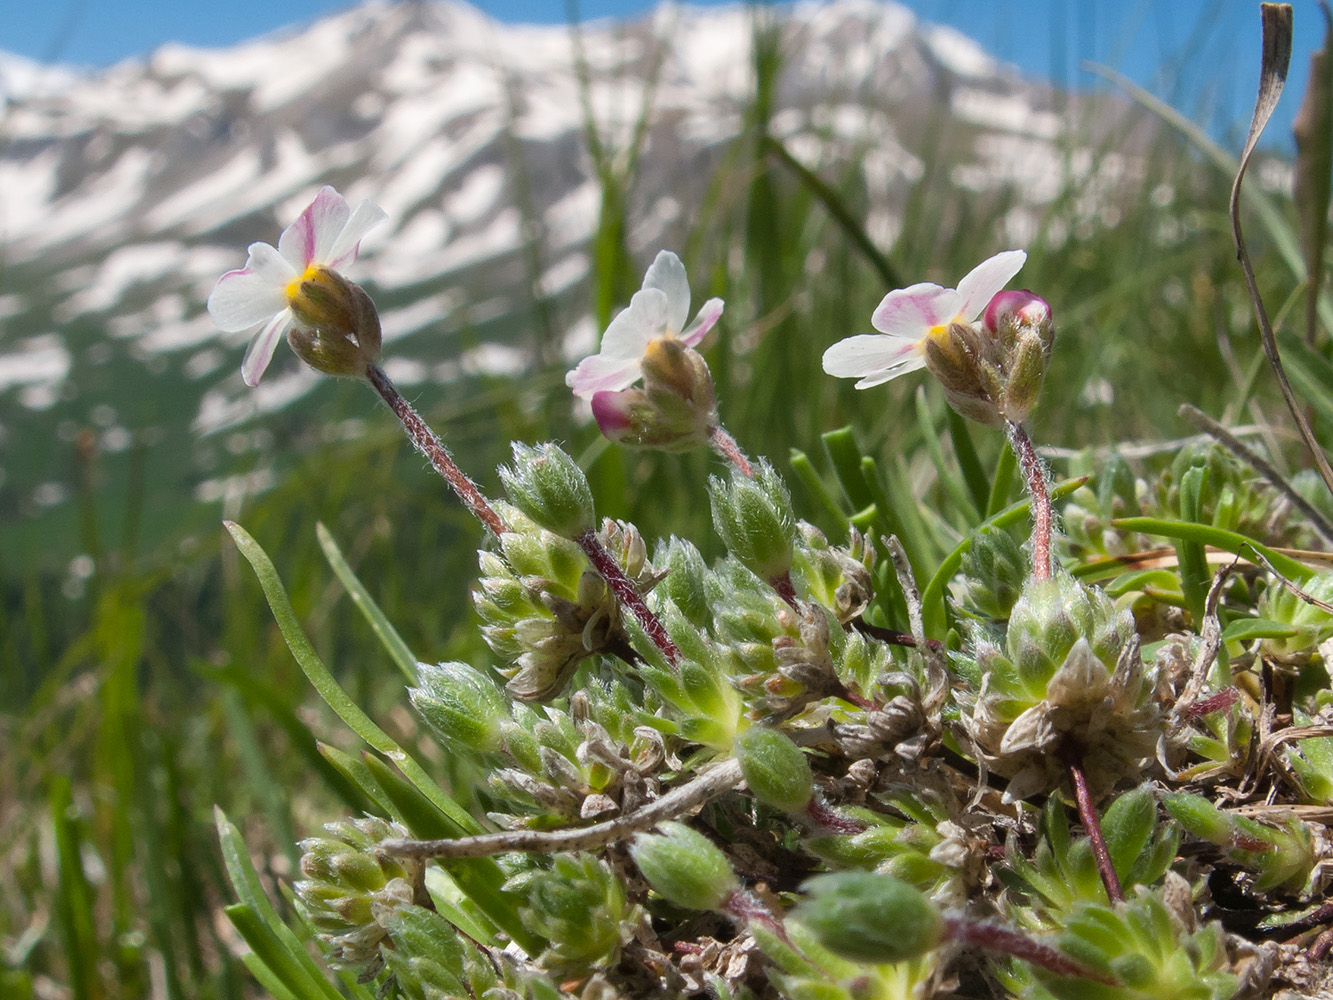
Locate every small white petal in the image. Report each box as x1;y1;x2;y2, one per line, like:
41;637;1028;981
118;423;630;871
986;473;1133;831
871;283;960;336
853;354;927;389
328;199;388;268
597;288;669;359
279;186;350;269
680;297;724;346
206;244;292;331
642;251;690;336
956;249;1026;320
240;311;292;386
822;333;922;379
567;353;642;399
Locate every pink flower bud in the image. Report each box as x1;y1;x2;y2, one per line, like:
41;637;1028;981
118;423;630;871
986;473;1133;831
983;289;1051;335
590;390;636;441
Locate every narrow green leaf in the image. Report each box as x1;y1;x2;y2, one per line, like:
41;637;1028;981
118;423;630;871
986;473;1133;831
1177;464;1211;624
986;442;1017;518
1100;785;1157;887
946;409;990;518
215;808;344;1000
50;778;96;1000
1221;618;1302;643
788;448;850;537
316;742;394;817
223;521;480;836
239;953;302;1000
224;904;332;1000
316;522;418;684
822;428;876;512
914;387;980;526
1109;517;1313;582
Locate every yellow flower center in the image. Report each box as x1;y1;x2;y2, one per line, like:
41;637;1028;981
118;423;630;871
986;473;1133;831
285;264;324;305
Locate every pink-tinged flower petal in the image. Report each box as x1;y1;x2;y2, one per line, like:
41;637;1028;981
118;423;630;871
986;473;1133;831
643;250;690;336
328;199;388;268
597;288;669;359
983;288;1050;333
278;186;350;269
871;283;960;337
590;390;635;437
207;243;293;331
822;333;925;383
240;311;292;386
566;352;642;399
680;297;724;347
851;354;927;389
956;249;1026;320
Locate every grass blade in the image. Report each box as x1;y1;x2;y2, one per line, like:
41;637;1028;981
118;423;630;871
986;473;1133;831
316;522;418;685
223;521;480;837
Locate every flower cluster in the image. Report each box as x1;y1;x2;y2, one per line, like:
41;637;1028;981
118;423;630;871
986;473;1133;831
211;190;1332;1000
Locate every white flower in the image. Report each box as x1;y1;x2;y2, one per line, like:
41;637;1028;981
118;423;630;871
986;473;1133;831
207;186;386;386
822;250;1027;389
566;251;723;399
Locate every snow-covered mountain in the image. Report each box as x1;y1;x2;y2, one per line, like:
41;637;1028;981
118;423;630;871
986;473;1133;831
0;0;1147;559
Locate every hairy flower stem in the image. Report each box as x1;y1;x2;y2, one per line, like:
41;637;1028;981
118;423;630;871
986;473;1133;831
1060;739;1124;902
365;364;507;537
1006;420;1051;581
709;425;753;477
942;914;1119;986
576;527;681;664
724;889;791;944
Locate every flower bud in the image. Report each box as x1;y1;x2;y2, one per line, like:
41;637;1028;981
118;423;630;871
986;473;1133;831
641;336;715;409
957;525;1027;620
1259;571;1333;662
734;726;814;813
498;442;595;539
294;817;423;972
629;821;740;911
984;290;1053;349
409;662;508;758
708;459;796;581
381;905;470;998
654;536;711;628
284;266;383;378
1005;573;1131;698
509;854;630;970
998;327;1047;423
792;872;944;963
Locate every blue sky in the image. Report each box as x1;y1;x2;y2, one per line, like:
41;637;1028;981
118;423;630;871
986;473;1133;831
3;1;1325;149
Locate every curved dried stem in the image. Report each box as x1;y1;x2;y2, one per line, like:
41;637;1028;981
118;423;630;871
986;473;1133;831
1230;6;1333;499
381;758;743;860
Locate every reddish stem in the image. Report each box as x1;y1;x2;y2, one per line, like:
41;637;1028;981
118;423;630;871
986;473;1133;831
804;797;867;834
723;889;790;943
1184;687;1240;720
770;571;798;608
366;364;507;537
943;915;1118;986
1060;739;1124;902
709;425;753;477
851;618;946;653
1007;420;1052;581
577;527;680;664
